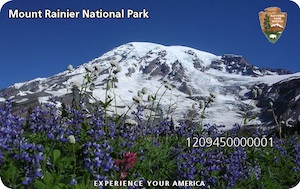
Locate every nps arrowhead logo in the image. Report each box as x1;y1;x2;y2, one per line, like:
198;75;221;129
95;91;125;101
259;7;287;43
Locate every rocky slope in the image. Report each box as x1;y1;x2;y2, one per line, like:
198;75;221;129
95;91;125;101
0;42;299;130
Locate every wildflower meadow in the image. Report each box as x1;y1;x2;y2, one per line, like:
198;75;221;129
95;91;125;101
1;62;300;189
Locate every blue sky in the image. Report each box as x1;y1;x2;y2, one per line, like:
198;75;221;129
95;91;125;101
0;0;299;89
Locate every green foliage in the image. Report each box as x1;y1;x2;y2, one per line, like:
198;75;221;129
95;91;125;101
33;172;66;189
264;14;271;32
133;137;177;181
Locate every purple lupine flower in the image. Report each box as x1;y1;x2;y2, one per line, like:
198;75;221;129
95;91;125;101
70;178;77;186
289;134;300;172
22;177;32;185
272;137;288;157
82;141;117;180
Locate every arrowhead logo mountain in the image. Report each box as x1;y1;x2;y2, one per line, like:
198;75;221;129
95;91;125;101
259;7;287;43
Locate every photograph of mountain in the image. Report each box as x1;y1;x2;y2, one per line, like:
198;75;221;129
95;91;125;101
0;0;300;189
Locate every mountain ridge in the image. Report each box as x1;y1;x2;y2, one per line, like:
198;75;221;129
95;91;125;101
0;42;299;130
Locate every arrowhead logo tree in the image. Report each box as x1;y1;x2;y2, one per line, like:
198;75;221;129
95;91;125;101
259;7;287;43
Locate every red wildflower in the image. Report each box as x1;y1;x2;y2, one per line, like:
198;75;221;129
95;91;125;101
124;151;137;169
115;151;137;180
115;159;121;167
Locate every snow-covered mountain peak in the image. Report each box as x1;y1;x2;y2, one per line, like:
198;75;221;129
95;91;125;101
1;42;299;131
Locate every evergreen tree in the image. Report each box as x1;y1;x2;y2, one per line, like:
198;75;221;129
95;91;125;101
264;14;271;32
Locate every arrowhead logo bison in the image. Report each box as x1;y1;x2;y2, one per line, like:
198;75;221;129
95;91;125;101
259;7;287;43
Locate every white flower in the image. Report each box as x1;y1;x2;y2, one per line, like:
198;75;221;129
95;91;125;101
68;135;76;144
71;81;80;89
132;96;142;104
68;64;74;72
107;80;112;90
192;103;196;109
163;78;169;83
199;100;205;109
208;92;217;103
269;101;274;107
141;87;147;95
125;119;138;126
114;65;122;73
209;92;217;99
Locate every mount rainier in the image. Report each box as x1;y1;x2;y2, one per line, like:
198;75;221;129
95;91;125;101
0;42;299;131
